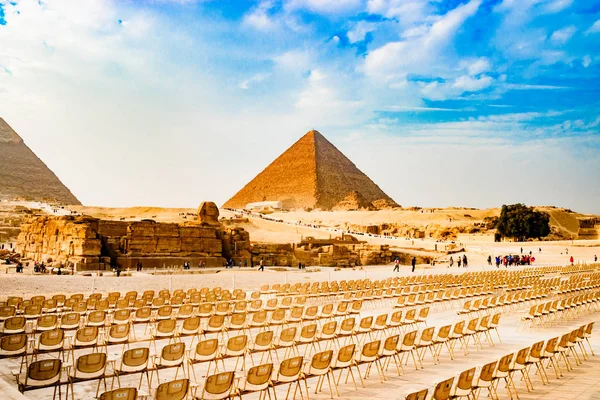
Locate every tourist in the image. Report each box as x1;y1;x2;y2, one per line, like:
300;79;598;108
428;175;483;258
244;259;248;268
116;265;121;277
487;255;492;266
449;256;454;267
411;257;416;272
463;255;468;268
570;256;574;265
594;255;597;262
457;257;461;268
393;258;400;272
258;259;264;271
495;256;500;268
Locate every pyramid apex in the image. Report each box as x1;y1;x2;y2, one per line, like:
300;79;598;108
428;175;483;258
0;118;23;144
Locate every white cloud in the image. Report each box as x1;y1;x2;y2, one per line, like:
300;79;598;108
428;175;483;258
452;75;493;91
284;0;362;14
273;50;313;72
367;0;434;27
463;57;491;76
585;20;600;35
582;55;592;68
541;0;573;13
549;25;576;44
364;0;482;81
419;74;493;100
347;21;376;44
243;1;277;31
503;83;569;90
238;73;271;90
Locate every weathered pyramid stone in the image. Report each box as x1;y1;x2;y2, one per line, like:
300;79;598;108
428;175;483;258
224;130;398;210
0;118;81;205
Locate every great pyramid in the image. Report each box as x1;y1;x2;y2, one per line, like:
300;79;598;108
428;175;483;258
224;130;398;210
0;118;81;205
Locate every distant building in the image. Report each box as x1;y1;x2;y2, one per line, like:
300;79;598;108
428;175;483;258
246;201;283;211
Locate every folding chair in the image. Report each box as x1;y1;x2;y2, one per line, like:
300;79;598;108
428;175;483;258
155;378;189;400
355;340;385;384
0;333;28;372
111;347;151;392
272;356;306;400
433;377;454;400
331;343;360;390
304;350;338;399
450;367;475;399
236;363;274;400
99;387;137;400
17;358;63;400
151;342;186;386
188;338;220;382
248;331;274;366
67;352;108;400
220;334;248;371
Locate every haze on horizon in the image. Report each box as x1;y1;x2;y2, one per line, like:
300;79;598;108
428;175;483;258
0;0;599;213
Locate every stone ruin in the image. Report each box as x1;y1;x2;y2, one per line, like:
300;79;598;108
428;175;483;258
17;202;251;271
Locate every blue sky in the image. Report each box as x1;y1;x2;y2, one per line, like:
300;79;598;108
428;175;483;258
0;0;599;212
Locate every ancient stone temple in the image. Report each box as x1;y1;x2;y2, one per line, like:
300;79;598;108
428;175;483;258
17;202;251;271
223;130;399;211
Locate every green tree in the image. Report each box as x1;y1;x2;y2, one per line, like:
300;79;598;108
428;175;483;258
495;204;550;241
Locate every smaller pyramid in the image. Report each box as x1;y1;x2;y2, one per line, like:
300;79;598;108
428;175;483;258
224;130;398;210
0;118;81;205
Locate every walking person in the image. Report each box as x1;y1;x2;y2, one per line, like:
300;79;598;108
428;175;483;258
449;256;454;268
487;255;492;266
393;258;400;272
116;265;121;277
462;255;468;268
457;257;461;268
258;259;264;271
569;256;574;265
411;257;416;273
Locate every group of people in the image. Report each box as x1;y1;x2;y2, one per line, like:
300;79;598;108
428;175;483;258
490;254;535;267
449;255;469;268
392;257;418;272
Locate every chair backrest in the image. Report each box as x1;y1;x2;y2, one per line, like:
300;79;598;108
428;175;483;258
321;321;337;335
391;310;402;324
230;313;246;326
28;359;61;383
157;319;177;334
362;340;381;357
195;339;219;357
39;329;65;348
0;333;27;353
497;353;514;373
384;334;400;351
337;344;356;363
340;317;355;332
227;335;248;352
585;321;595;335
207;315;225;329
433;377;454;400
88;310;106;323
76;352;107;375
279;327;297;343
99;387;137;400
301;324;317;339
37;314;58;329
204;372;234;396
360;316;373;329
311;350;333;370
3;316;25;331
453;321;465;334
375;314;388;327
182;316;201;332
515;347;530;366
437;325;451;340
75;326;98;345
254;331;274;347
109;324;130;340
61;312;80;327
403;330;417;346
162;343;186;362
136;307;152;319
420;327;435;342
478;361;497;382
247;363;273;386
123;348;150;368
279;356;303;378
156;378;189;400
545;337;559;353
456;367;476;391
405;388;428;400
